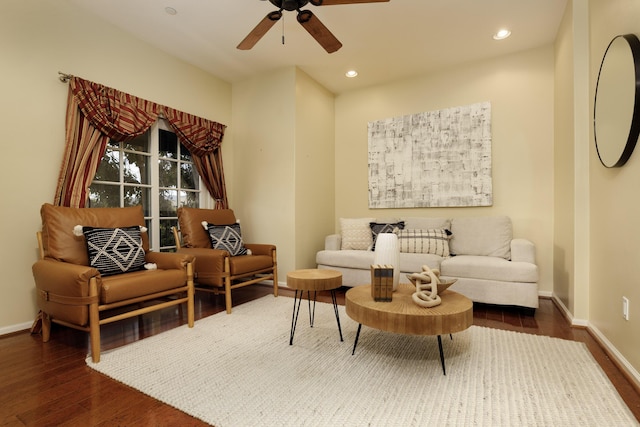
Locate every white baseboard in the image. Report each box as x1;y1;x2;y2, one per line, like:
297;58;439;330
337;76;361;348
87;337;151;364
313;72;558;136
588;323;640;391
538;290;553;298
552;294;640;392
0;321;33;337
551;294;589;327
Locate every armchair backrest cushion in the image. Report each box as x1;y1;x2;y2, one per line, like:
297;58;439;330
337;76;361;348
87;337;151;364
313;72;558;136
40;203;148;265
178;207;237;249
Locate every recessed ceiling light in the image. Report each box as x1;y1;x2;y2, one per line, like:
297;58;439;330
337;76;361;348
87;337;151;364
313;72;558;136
345;70;358;78
165;7;178;15
493;29;511;40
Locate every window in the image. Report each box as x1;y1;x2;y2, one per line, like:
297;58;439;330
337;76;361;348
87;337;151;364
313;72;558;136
89;120;202;251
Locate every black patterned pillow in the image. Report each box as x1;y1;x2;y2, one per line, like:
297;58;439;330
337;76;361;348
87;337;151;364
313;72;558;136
206;223;248;256
370;221;405;251
82;226;146;276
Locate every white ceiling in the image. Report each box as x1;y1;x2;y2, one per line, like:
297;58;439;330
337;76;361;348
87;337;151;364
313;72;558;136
67;0;568;94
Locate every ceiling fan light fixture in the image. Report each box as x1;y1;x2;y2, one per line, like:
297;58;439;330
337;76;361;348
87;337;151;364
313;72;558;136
493;29;511;40
345;70;358;78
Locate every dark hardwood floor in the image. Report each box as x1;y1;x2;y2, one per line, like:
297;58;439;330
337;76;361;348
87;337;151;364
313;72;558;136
1;285;639;426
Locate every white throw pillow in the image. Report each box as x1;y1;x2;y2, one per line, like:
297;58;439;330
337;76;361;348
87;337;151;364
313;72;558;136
397;228;451;257
340;217;375;250
449;216;512;259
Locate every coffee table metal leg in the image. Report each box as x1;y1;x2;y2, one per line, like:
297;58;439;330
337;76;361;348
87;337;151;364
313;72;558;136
437;335;446;375
289;290;304;345
330;289;343;342
308;291;317;327
351;323;362;355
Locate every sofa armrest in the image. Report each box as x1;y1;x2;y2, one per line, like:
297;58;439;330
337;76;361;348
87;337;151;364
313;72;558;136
245;243;276;257
32;259;98;296
511;238;536;264
145;251;195;270
325;234;341;251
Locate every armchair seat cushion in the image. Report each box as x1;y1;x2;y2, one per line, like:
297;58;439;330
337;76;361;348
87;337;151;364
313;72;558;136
228;254;274;276
100;269;187;304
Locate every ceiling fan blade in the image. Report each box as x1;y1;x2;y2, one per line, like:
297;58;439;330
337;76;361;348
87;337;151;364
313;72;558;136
237;11;282;50
297;10;342;53
315;0;390;5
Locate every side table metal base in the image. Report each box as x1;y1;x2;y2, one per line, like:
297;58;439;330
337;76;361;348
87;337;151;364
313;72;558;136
289;289;343;345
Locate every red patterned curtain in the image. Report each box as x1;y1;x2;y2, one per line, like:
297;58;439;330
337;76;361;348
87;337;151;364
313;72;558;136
54;77;228;208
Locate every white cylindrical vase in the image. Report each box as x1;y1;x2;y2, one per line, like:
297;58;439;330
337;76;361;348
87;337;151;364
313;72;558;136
373;233;400;291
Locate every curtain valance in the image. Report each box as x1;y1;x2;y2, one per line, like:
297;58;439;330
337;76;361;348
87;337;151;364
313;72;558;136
54;76;228;208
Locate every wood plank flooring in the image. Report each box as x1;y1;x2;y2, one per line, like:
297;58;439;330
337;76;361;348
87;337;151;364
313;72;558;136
1;285;638;426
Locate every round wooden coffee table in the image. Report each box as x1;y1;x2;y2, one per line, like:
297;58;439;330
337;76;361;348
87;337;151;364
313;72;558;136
345;283;473;375
287;269;343;345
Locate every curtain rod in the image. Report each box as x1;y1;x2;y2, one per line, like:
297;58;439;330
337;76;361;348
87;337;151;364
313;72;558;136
58;72;72;83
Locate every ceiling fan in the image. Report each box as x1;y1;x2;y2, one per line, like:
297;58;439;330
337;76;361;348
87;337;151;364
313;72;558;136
237;0;390;54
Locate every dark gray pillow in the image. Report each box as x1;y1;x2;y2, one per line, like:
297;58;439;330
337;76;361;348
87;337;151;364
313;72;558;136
370;221;405;251
206;223;248;256
83;226;146;276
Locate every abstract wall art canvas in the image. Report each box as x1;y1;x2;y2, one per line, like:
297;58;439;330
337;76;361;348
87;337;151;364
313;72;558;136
368;101;492;208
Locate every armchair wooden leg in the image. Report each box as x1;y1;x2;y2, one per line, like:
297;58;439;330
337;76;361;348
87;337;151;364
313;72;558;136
187;262;195;327
225;277;232;314
272;267;278;298
42;312;51;343
88;278;101;363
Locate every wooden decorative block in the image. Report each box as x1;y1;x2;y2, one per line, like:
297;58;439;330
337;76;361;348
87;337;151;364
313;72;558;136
370;264;393;302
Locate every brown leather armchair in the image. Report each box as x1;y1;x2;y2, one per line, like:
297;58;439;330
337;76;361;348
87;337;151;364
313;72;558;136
173;207;277;314
32;203;195;363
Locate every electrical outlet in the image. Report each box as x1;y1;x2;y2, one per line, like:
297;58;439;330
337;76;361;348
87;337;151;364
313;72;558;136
623;296;629;321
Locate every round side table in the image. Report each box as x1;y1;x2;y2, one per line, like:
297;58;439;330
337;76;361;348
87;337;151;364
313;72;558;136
286;269;343;345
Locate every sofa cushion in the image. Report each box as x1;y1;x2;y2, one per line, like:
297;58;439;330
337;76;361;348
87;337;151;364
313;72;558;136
340;218;375;250
449;216;512;259
82;226;146;276
206;222;248;256
370;221;405;250
40;203;148;266
99;268;187;304
397;228;451;257
441;255;538;283
404;217;451;230
316;249;443;273
178;207;238;249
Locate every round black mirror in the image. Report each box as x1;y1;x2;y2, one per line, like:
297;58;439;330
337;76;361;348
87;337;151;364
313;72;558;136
594;34;640;168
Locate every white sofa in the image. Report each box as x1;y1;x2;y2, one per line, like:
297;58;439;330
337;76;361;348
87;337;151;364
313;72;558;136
316;215;539;313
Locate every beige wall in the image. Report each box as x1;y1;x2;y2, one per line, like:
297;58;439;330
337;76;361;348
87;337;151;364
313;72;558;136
334;46;556;295
553;0;577;312
0;0;232;332
232;67;335;281
294;70;336;269
588;0;640;373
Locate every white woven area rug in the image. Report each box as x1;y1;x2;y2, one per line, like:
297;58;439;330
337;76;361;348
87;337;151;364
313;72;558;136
87;296;638;427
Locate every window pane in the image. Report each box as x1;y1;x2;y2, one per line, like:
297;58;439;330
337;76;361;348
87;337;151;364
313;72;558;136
160;218;177;248
180;145;192;162
180;163;197;189
89;183;120;207
94;149;120;182
124;186;150;215
180;191;199;208
124;132;149;152
159;189;178;217
159;129;177;159
123;151;149;184
159;159;177;188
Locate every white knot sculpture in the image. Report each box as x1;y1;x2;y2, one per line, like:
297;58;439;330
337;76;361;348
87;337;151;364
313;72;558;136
407;265;442;308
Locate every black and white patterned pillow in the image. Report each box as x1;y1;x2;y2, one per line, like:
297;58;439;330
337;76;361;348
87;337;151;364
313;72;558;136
82;226;146;276
370;221;405;251
206;223;248;256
